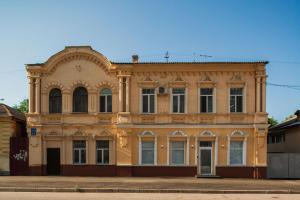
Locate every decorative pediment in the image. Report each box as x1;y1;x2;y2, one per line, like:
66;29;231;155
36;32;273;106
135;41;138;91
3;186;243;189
72;128;87;137
197;74;216;87
169;130;186;137
140;131;155;137
96;130;112;137
227;73;245;87
230;130;247;137
168;75;188;88
44;130;63;137
137;76;159;88
199;130;215;137
30;47;113;76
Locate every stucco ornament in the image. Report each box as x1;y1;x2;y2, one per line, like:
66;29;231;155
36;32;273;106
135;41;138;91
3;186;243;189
118;130;128;148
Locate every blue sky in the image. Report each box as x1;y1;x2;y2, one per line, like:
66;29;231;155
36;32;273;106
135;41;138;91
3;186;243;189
0;0;299;121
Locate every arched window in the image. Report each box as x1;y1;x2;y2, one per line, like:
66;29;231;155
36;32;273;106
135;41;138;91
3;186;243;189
49;88;62;113
99;88;112;112
73;87;88;112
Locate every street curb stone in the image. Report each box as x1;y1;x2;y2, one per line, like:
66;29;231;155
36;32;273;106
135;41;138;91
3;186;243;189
0;187;297;194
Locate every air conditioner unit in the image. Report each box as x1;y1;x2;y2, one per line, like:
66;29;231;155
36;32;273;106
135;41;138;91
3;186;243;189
158;87;168;95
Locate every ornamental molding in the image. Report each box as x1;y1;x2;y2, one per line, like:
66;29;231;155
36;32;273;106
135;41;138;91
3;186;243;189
95;81;118;94
227;73;245;86
137;76;159;88
133;71;255;77
42;81;68;94
197;74;216;87
41;51;112;76
93;129;112;138
168;75;188;88
69;80;92;91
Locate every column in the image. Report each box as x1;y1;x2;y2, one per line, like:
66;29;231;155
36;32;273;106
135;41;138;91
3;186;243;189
28;77;35;113
118;77;123;112
125;77;130;112
35;77;41;114
255;76;261;112
194;137;198;165
214;137;218;166
186;137;190;165
262;76;266;112
167;136;169;165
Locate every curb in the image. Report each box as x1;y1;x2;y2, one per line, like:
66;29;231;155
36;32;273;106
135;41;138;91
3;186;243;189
0;187;298;194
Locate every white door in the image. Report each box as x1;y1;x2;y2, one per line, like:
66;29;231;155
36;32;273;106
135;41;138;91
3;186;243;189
198;141;212;175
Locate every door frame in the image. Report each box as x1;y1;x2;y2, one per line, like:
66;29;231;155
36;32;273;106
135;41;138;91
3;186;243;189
198;144;213;175
46;148;61;175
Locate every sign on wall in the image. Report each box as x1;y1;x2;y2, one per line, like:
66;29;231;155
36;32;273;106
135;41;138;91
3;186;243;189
31;128;37;136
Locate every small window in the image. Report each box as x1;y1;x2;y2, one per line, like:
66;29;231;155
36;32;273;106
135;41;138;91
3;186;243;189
230;88;243;113
200;88;213;113
100;88;112;113
49;88;62;113
141;141;154;165
73;140;86;164
171;141;185;165
172;88;185;113
96;140;109;164
230;141;244;165
73;87;88;112
142;89;155;113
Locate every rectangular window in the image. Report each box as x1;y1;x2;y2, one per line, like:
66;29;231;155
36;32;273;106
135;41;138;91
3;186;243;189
73;140;86;164
141;141;154;165
200;88;213;113
96;140;109;164
142;89;155;113
172;88;185;113
230;88;243;113
171;141;185;165
230;141;244;165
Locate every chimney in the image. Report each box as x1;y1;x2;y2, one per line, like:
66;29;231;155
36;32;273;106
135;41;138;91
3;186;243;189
132;55;139;63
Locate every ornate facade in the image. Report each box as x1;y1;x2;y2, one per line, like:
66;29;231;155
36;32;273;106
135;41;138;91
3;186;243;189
26;46;268;178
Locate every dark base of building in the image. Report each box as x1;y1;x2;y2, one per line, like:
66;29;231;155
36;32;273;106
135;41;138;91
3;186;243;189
28;165;266;179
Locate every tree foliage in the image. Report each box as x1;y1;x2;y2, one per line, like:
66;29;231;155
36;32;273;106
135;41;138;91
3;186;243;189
13;99;29;113
268;116;278;127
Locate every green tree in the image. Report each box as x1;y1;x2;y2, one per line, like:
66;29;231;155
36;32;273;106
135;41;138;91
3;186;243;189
268;116;278;127
13;99;29;113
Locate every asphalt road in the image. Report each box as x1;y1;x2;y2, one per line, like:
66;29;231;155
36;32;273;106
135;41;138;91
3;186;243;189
0;192;300;200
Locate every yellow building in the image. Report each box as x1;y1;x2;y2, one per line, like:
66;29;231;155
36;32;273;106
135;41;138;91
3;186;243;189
26;46;268;178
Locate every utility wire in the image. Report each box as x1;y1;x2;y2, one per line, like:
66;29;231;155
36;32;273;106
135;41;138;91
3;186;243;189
267;82;300;91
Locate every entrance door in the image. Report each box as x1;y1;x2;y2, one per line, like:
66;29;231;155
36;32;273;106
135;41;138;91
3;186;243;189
199;141;212;175
47;148;60;175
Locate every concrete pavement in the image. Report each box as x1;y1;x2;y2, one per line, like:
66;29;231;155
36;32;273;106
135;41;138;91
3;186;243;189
0;176;300;193
0;192;300;200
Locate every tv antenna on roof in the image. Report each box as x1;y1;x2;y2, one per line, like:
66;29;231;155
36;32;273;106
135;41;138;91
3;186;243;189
199;54;212;61
164;51;169;63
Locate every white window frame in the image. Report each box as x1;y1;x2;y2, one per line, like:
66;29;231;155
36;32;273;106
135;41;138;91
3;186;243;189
99;88;112;113
73;140;86;165
170;141;185;165
227;131;247;166
171;88;187;114
199;88;216;113
138;131;157;165
140;88;156;114
229;87;245;113
96;140;110;165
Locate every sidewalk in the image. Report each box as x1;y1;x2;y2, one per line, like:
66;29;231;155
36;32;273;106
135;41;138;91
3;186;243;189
0;176;299;193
